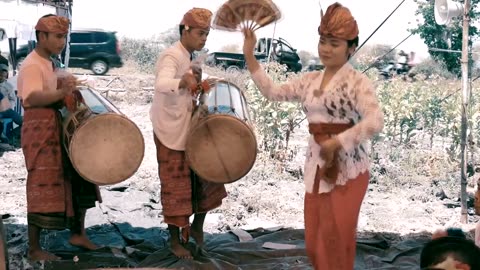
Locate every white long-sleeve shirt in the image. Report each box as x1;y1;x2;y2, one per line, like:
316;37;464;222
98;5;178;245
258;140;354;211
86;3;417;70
150;41;193;151
251;63;384;193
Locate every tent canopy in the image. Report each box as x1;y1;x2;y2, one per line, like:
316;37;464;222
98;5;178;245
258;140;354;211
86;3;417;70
21;0;71;9
0;0;73;70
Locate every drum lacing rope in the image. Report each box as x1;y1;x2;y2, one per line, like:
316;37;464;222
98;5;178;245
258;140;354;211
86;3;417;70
239;87;249;122
227;82;240;118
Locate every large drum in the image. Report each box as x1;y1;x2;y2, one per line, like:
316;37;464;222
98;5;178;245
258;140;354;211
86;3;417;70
186;80;257;183
62;87;145;185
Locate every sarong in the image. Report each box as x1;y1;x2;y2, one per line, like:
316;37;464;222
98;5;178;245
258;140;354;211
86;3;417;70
304;168;368;270
21;108;100;230
154;135;227;228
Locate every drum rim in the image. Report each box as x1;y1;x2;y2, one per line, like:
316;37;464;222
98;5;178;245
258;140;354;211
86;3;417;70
68;113;145;185
185;114;257;183
208;80;249;108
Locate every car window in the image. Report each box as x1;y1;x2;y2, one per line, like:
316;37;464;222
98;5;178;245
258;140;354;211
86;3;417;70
70;33;94;44
93;32;110;43
280;44;294;53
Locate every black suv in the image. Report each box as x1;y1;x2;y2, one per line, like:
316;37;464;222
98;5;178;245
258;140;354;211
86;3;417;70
16;28;123;75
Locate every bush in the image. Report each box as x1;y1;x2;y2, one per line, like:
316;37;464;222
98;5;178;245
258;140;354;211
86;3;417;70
120;37;163;74
120;27;179;73
412;58;455;80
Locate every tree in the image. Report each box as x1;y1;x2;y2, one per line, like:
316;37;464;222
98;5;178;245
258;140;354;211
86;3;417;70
297;50;317;67
410;0;480;76
152;26;180;49
352;44;395;70
121;26;180;73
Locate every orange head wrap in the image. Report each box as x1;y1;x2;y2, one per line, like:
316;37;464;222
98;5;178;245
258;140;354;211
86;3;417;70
35;15;70;34
180;8;212;29
318;2;359;41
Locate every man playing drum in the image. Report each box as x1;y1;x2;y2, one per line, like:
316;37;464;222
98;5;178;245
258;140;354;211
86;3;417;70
150;8;227;259
17;14;101;261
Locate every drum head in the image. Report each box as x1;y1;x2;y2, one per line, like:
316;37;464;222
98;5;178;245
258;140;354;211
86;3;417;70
69;113;145;185
186;115;257;183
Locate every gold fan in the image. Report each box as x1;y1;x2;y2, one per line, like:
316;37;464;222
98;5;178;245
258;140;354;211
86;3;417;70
213;0;282;32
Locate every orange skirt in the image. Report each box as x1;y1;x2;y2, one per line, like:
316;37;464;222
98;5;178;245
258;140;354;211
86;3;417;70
304;167;369;270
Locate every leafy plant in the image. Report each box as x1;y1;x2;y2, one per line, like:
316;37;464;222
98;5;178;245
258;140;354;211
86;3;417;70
244;62;305;160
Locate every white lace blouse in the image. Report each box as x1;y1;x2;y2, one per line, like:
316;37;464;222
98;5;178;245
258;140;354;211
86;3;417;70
250;63;384;194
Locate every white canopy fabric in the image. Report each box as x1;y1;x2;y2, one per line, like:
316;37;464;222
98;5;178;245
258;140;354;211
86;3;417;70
22;0;73;67
0;0;73;68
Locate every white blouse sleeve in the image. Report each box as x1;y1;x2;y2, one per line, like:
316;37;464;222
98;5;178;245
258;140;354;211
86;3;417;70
250;66;318;102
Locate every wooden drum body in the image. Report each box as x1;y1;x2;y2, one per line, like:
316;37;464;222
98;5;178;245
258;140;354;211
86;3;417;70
186;80;257;184
62;87;145;185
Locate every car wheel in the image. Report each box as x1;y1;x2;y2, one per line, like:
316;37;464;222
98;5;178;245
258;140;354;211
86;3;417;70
90;59;109;75
380;73;390;80
226;65;241;72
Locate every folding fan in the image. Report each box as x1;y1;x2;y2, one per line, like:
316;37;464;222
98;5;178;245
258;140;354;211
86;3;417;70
212;0;282;32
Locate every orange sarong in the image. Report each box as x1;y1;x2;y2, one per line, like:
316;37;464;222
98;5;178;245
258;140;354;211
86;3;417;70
305;122;368;270
21;108;100;230
304;170;368;270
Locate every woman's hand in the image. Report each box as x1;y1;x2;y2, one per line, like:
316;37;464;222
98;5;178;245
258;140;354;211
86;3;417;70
242;28;257;56
319;137;342;184
319;137;341;169
242;29;260;74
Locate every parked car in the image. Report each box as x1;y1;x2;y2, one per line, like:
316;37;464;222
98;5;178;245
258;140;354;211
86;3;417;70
303;59;324;72
206;37;302;73
15;28;123;75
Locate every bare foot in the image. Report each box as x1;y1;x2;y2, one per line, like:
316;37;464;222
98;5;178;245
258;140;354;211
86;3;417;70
190;226;204;247
69;234;99;250
171;242;193;259
28;249;61;261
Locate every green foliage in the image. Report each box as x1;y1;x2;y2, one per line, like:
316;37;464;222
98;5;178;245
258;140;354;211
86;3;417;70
377;77;480;161
410;0;480;76
242;62;479;165
244;62;305;159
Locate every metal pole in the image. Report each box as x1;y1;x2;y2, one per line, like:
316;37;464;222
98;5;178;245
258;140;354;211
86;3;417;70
266;21;277;64
460;0;471;224
55;1;71;68
429;47;480;55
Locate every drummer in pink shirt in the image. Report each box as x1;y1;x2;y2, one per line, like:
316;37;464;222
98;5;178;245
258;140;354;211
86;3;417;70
17;14;101;261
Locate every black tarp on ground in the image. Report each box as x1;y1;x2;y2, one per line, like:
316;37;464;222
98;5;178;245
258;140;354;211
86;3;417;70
3;221;430;270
